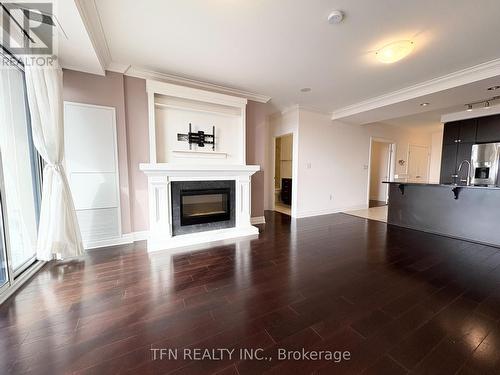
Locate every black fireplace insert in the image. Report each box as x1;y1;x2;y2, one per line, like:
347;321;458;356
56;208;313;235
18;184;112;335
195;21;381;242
180;188;231;226
171;180;235;236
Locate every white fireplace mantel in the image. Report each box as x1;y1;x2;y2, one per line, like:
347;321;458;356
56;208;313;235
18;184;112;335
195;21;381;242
140;163;260;177
140;163;260;252
141;80;260;252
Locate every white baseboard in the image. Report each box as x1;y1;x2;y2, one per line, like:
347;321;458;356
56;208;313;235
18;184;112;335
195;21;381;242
85;230;149;250
85;221;264;251
294;204;368;219
250;216;266;225
131;230;149;242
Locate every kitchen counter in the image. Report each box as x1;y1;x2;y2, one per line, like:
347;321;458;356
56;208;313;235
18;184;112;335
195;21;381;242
384;181;500;247
383;180;500;190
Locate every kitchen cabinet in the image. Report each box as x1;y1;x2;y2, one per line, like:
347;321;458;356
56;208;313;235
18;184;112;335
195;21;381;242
440;115;500;183
440;143;458;184
442;123;460;145
476;114;500;143
442;119;477;145
456;142;474;178
440;142;473;184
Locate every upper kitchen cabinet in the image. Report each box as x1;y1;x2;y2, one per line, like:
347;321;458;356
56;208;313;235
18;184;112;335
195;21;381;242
443;119;477;145
442;123;460;145
476;114;500;143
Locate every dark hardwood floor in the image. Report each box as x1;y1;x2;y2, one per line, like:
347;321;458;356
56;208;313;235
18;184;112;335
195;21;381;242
2;211;500;374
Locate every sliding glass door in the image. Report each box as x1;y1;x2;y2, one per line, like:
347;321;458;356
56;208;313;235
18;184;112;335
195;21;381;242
0;197;7;290
0;65;41;284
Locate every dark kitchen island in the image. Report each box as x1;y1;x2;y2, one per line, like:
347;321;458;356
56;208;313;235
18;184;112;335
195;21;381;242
384;181;500;247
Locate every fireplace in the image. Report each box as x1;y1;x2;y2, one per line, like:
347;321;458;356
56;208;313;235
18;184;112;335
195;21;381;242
180;188;230;226
171;180;235;236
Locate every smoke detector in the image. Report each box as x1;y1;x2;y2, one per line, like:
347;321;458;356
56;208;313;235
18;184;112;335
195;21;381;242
328;10;344;24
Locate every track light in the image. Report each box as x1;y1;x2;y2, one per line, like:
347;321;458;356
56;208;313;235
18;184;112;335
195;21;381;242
484;101;491;109
466;104;473;112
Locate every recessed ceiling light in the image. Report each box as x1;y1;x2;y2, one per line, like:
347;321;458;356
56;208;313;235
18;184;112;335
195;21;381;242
420;102;429;107
466;104;473;112
376;40;415;64
487;85;500;91
300;88;312;93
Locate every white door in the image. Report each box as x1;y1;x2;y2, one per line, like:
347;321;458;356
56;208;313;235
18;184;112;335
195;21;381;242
64;102;121;248
408;145;430;182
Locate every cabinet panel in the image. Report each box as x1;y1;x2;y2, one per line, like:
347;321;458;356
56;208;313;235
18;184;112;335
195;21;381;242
458;119;477;143
442;123;460;145
476;115;500;143
455;142;473;181
440;143;458;184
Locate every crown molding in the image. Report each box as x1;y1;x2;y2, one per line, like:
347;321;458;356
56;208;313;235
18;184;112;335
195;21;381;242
107;62;131;74
331;58;500;121
74;0;111;73
123;66;271;103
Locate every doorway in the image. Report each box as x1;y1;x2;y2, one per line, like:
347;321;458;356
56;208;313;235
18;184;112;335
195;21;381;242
368;140;393;208
273;134;293;216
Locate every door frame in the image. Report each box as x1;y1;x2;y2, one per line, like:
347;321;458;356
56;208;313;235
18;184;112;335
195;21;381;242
407;144;431;182
271;132;295;216
367;137;396;206
0;150;45;304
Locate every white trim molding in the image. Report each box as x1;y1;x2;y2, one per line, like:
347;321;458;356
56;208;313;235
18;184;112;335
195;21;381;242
441;103;500;123
331;58;500;120
85;231;149;250
295;205;368;219
125;66;271;103
74;0;111;73
251;216;266;225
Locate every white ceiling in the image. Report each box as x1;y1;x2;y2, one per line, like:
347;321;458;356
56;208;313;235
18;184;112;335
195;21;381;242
380;109;446;132
56;0;103;75
92;0;500;114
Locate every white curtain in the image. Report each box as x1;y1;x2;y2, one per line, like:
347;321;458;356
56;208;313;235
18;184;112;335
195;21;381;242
24;61;84;261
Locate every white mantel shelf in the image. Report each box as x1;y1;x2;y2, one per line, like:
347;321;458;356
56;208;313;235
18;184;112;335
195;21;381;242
140;163;260;177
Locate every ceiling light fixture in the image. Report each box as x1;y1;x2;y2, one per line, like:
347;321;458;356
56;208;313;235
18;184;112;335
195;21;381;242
465;96;500;112
420;102;429;107
375;40;415;64
487;85;500;91
328;10;344;24
300;87;312;93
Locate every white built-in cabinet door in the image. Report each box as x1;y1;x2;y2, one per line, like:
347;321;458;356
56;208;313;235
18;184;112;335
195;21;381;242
64;102;121;248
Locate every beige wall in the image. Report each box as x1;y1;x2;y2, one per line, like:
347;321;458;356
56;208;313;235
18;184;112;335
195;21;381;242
245;101;272;218
123;76;150;232
63;69;269;233
267;109;434;218
279;134;293;179
429;128;444;183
